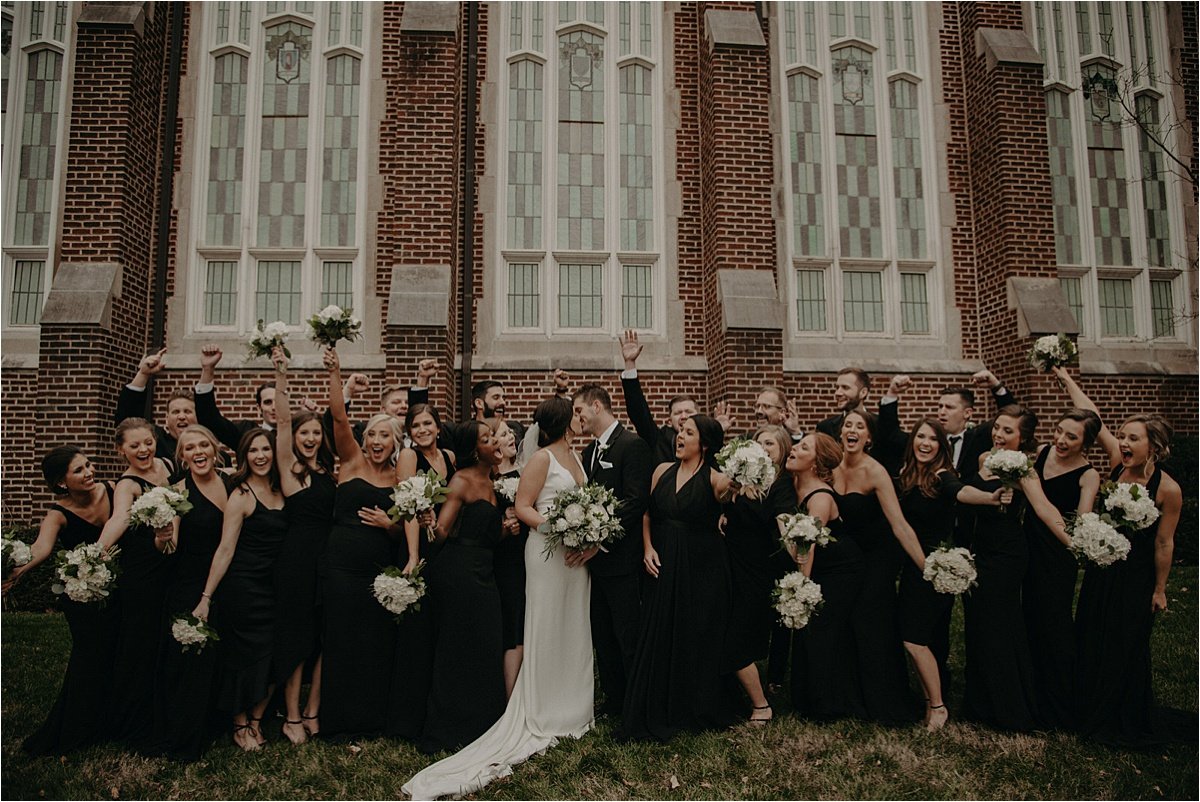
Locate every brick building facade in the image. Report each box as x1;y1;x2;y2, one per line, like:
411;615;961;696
2;1;1196;523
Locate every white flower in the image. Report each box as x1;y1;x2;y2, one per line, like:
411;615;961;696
3;537;33;573
538;483;625;558
563;503;585;525
1099;482;1161;533
923;546;977;595
53;544;120;604
1028;333;1078;372
716;439;778;499
983;449;1032;487
773;571;823;629
1068;512;1131;567
372;564;427;617
493;477;520;503
388;471;449;522
315;304;344;323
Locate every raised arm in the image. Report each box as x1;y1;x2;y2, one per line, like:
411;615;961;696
873;464;926;569
116;349;167;424
1052;366;1119;467
619;330;660;447
325;347;362;469
191;487;253;621
272;347;301;495
1152;476;1182;613
194;345;241;451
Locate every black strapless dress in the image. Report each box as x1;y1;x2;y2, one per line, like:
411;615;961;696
23;486;118;756
108;475;175;745
274;471;335;685
215;488;287;714
148;475;225;759
419;499;506;753
493;468;527;651
414;448;456;561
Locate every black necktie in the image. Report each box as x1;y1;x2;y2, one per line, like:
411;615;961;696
948;435;962;464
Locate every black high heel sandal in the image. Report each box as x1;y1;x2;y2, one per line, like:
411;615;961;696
233;723;259;752
749;703;773;726
282;718;308;745
247;716;267;745
301;713;320;737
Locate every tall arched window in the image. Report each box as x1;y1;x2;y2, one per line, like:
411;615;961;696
1;0;73;330
189;1;366;334
1031;1;1190;344
776;2;939;342
497;1;664;336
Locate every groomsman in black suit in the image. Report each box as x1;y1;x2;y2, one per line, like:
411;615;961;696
194;344;278;451
574;383;652;717
115;348;197;461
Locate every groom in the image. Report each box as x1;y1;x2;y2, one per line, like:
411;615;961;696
573;384;652;718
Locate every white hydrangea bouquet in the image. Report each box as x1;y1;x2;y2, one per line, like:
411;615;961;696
372;561;427;619
1027;333;1078;373
773;571;824;630
1098;481;1161;534
776;511;835;559
2;536;33;577
715;438;777;500
538;483;625;559
171;614;220;653
248;319;291;361
388;470;450;540
128;485;193;555
1067;512;1131;568
922;545;978;595
52;543;120;605
307;304;363;348
983;448;1033;513
493;476;520;503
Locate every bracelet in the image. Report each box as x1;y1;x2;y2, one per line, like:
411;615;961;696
201;592;212;600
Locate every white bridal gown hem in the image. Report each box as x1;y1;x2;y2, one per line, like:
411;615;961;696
403;451;594;801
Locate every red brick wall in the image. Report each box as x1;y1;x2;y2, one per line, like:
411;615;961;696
1;369;41;523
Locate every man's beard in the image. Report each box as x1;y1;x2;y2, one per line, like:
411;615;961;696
485;402;506;418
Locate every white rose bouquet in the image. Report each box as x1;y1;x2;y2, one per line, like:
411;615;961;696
129;486;194;530
715;438;777;500
493;476;521;504
538;483;625;559
171;614;220;653
372;562;427;619
388;470;450;540
248;319;291;361
1067;512;1131;568
1098;481;1161;534
983;448;1033;513
2;536;33;577
1027;333;1078;373
773;571;824;630
922;546;978;595
52;543;120;605
776;511;835;559
307;304;363;349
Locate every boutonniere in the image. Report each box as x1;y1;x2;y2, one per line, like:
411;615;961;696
595;441;614;470
965;421;977;430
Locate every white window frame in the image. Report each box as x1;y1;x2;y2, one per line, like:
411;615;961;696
494;2;667;340
775;3;944;344
1;2;75;334
185;2;368;338
1029;0;1193;346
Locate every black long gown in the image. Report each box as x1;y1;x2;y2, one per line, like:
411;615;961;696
419;499;506;753
148;474;224;760
215;487;287;715
622;463;734;740
963;476;1038;731
414;448;456;561
23;486;118;756
722;475;797;672
1023;447;1086;730
897;473;961;647
840;490;918;724
322;478;400;736
790;487;866;720
493;468;527;651
273;471;335;687
108;475;174;745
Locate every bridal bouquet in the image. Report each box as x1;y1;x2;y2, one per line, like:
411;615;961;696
776;511;834;559
1027;333;1077;373
538;483;625;558
307;304;362;348
983;448;1032;513
493;476;521;503
922;546;978;595
52;543;120;604
1067;512;1131;568
388;470;450;528
171;614;220;654
716;438;777;499
248;319;291;360
372;562;427;619
1098;480;1161;534
2;536;32;577
129;486;193;529
773;571;823;630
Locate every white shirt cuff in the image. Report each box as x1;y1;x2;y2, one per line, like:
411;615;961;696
194;382;215;394
880;396;897;405
126;383;146;392
621;368;637;380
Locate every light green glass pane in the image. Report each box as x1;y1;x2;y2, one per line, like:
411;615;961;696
1059;276;1084;332
207;53;248;246
621;263;652;329
204;261;239;326
1076;1;1091;54
1150;280;1175;338
255;260;302;324
508;263;540;328
1097;277;1134;337
1045;90;1081;264
557;30;605;251
258;22;312;248
889;79;925;260
833;46;880;259
842;271;884;332
899;272;929;334
321;54;359;247
795;269;826;331
8;260;45;326
1096;2;1114;58
558;263;603;328
321;261;354;309
13;49;62;247
788;72;824;257
619;64;653;251
829;2;845;37
1136;95;1171;266
508;59;544;249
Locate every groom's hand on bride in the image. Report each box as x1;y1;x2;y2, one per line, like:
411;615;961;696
564;546;599;568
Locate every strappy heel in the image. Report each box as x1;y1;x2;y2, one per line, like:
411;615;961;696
926;703;948;732
749;703;773;726
233;723;259;752
282;718;308;745
248;716;267;746
301;713;320;737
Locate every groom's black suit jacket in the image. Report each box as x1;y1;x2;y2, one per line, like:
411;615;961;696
581;423;652;577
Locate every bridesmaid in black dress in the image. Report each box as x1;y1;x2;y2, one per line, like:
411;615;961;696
1023;393;1102;731
97;418;176;746
894;418;1005;730
192;429;287;751
485;417;528;699
722;424;796;725
832;410;927;725
398;403;457;564
6;447;116;755
785;433;865;721
622;415;740;741
148;426;227;760
416;421;507;753
320;347;411;737
270;348;336;744
963;406;1068;732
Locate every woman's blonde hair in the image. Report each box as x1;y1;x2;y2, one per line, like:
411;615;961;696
754;424;792;473
362;413;406;465
174;425;226;469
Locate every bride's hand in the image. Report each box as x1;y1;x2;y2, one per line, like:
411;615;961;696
643;546;661;578
564;546;598;568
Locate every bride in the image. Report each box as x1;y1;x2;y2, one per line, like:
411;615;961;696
403;396;595;799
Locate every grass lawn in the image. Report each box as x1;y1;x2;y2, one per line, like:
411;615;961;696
2;567;1197;800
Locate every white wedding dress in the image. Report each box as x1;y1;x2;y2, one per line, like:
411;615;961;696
403;451;594;800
